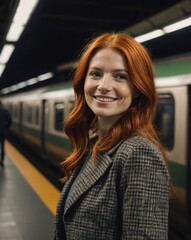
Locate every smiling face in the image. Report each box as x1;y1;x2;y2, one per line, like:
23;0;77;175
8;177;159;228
84;48;134;130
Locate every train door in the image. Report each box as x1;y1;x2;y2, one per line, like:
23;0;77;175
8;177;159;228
19;102;23;141
41;99;50;157
157;86;189;239
188;85;191;236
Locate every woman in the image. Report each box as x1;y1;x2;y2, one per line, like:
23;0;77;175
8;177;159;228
55;33;169;239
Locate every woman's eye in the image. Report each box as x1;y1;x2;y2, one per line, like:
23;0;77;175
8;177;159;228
114;73;127;80
89;71;102;78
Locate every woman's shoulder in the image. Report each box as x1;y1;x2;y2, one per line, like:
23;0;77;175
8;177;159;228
113;135;165;164
112;136;168;176
119;135;159;152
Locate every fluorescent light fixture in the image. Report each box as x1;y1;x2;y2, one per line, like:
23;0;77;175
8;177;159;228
0;87;10;94
26;77;38;85
19;0;40;13
0;64;6;76
132;16;191;43
6;0;40;42
10;84;18;91
6;23;24;42
0;44;15;64
13;10;31;26
135;29;165;43
163;17;191;33
17;82;27;89
13;6;32;26
37;72;53;81
13;0;40;25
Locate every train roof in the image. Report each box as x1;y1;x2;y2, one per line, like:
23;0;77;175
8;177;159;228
155;53;191;78
154;53;191;88
1;81;74;102
155;73;191;88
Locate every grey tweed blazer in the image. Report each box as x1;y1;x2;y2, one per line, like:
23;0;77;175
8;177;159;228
55;136;169;239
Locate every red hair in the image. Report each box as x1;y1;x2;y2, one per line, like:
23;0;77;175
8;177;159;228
62;33;167;181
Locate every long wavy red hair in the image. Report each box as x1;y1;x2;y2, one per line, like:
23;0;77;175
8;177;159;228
62;33;167;182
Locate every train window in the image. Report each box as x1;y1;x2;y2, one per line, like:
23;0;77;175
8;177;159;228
54;102;65;131
9;103;12;115
154;93;174;150
34;105;40;125
26;105;33;123
13;104;18;119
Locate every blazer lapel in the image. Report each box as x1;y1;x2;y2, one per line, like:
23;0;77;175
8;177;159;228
64;153;112;215
55;165;81;219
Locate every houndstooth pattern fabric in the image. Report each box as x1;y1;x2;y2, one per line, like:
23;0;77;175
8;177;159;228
55;136;169;239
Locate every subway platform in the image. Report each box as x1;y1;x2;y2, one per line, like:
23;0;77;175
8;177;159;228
0;141;60;240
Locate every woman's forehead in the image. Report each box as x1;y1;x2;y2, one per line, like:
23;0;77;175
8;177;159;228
89;48;128;70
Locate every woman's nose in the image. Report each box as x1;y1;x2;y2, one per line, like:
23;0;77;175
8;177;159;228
97;76;111;92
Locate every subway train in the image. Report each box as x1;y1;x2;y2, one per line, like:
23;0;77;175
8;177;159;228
1;54;191;239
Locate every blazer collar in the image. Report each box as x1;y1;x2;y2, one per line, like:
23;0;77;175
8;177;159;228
62;139;124;216
63;153;111;215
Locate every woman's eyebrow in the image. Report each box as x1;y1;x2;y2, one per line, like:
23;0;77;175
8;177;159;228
112;69;128;72
88;66;102;70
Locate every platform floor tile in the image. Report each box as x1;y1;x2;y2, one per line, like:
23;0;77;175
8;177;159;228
0;154;56;240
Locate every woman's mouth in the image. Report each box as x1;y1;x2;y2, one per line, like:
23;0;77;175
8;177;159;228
94;96;116;102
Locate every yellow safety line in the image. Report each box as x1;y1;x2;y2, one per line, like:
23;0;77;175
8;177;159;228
5;141;61;216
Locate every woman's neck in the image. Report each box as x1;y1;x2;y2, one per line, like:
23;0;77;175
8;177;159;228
97;116;118;138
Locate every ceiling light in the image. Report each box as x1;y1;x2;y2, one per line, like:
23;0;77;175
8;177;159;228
0;64;6;76
135;29;165;43
0;45;15;64
6;23;24;42
37;72;53;81
0;87;10;94
10;84;18;91
163;17;191;33
13;5;32;26
17;82;27;89
6;0;40;42
19;0;40;12
13;0;40;25
26;78;38;85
